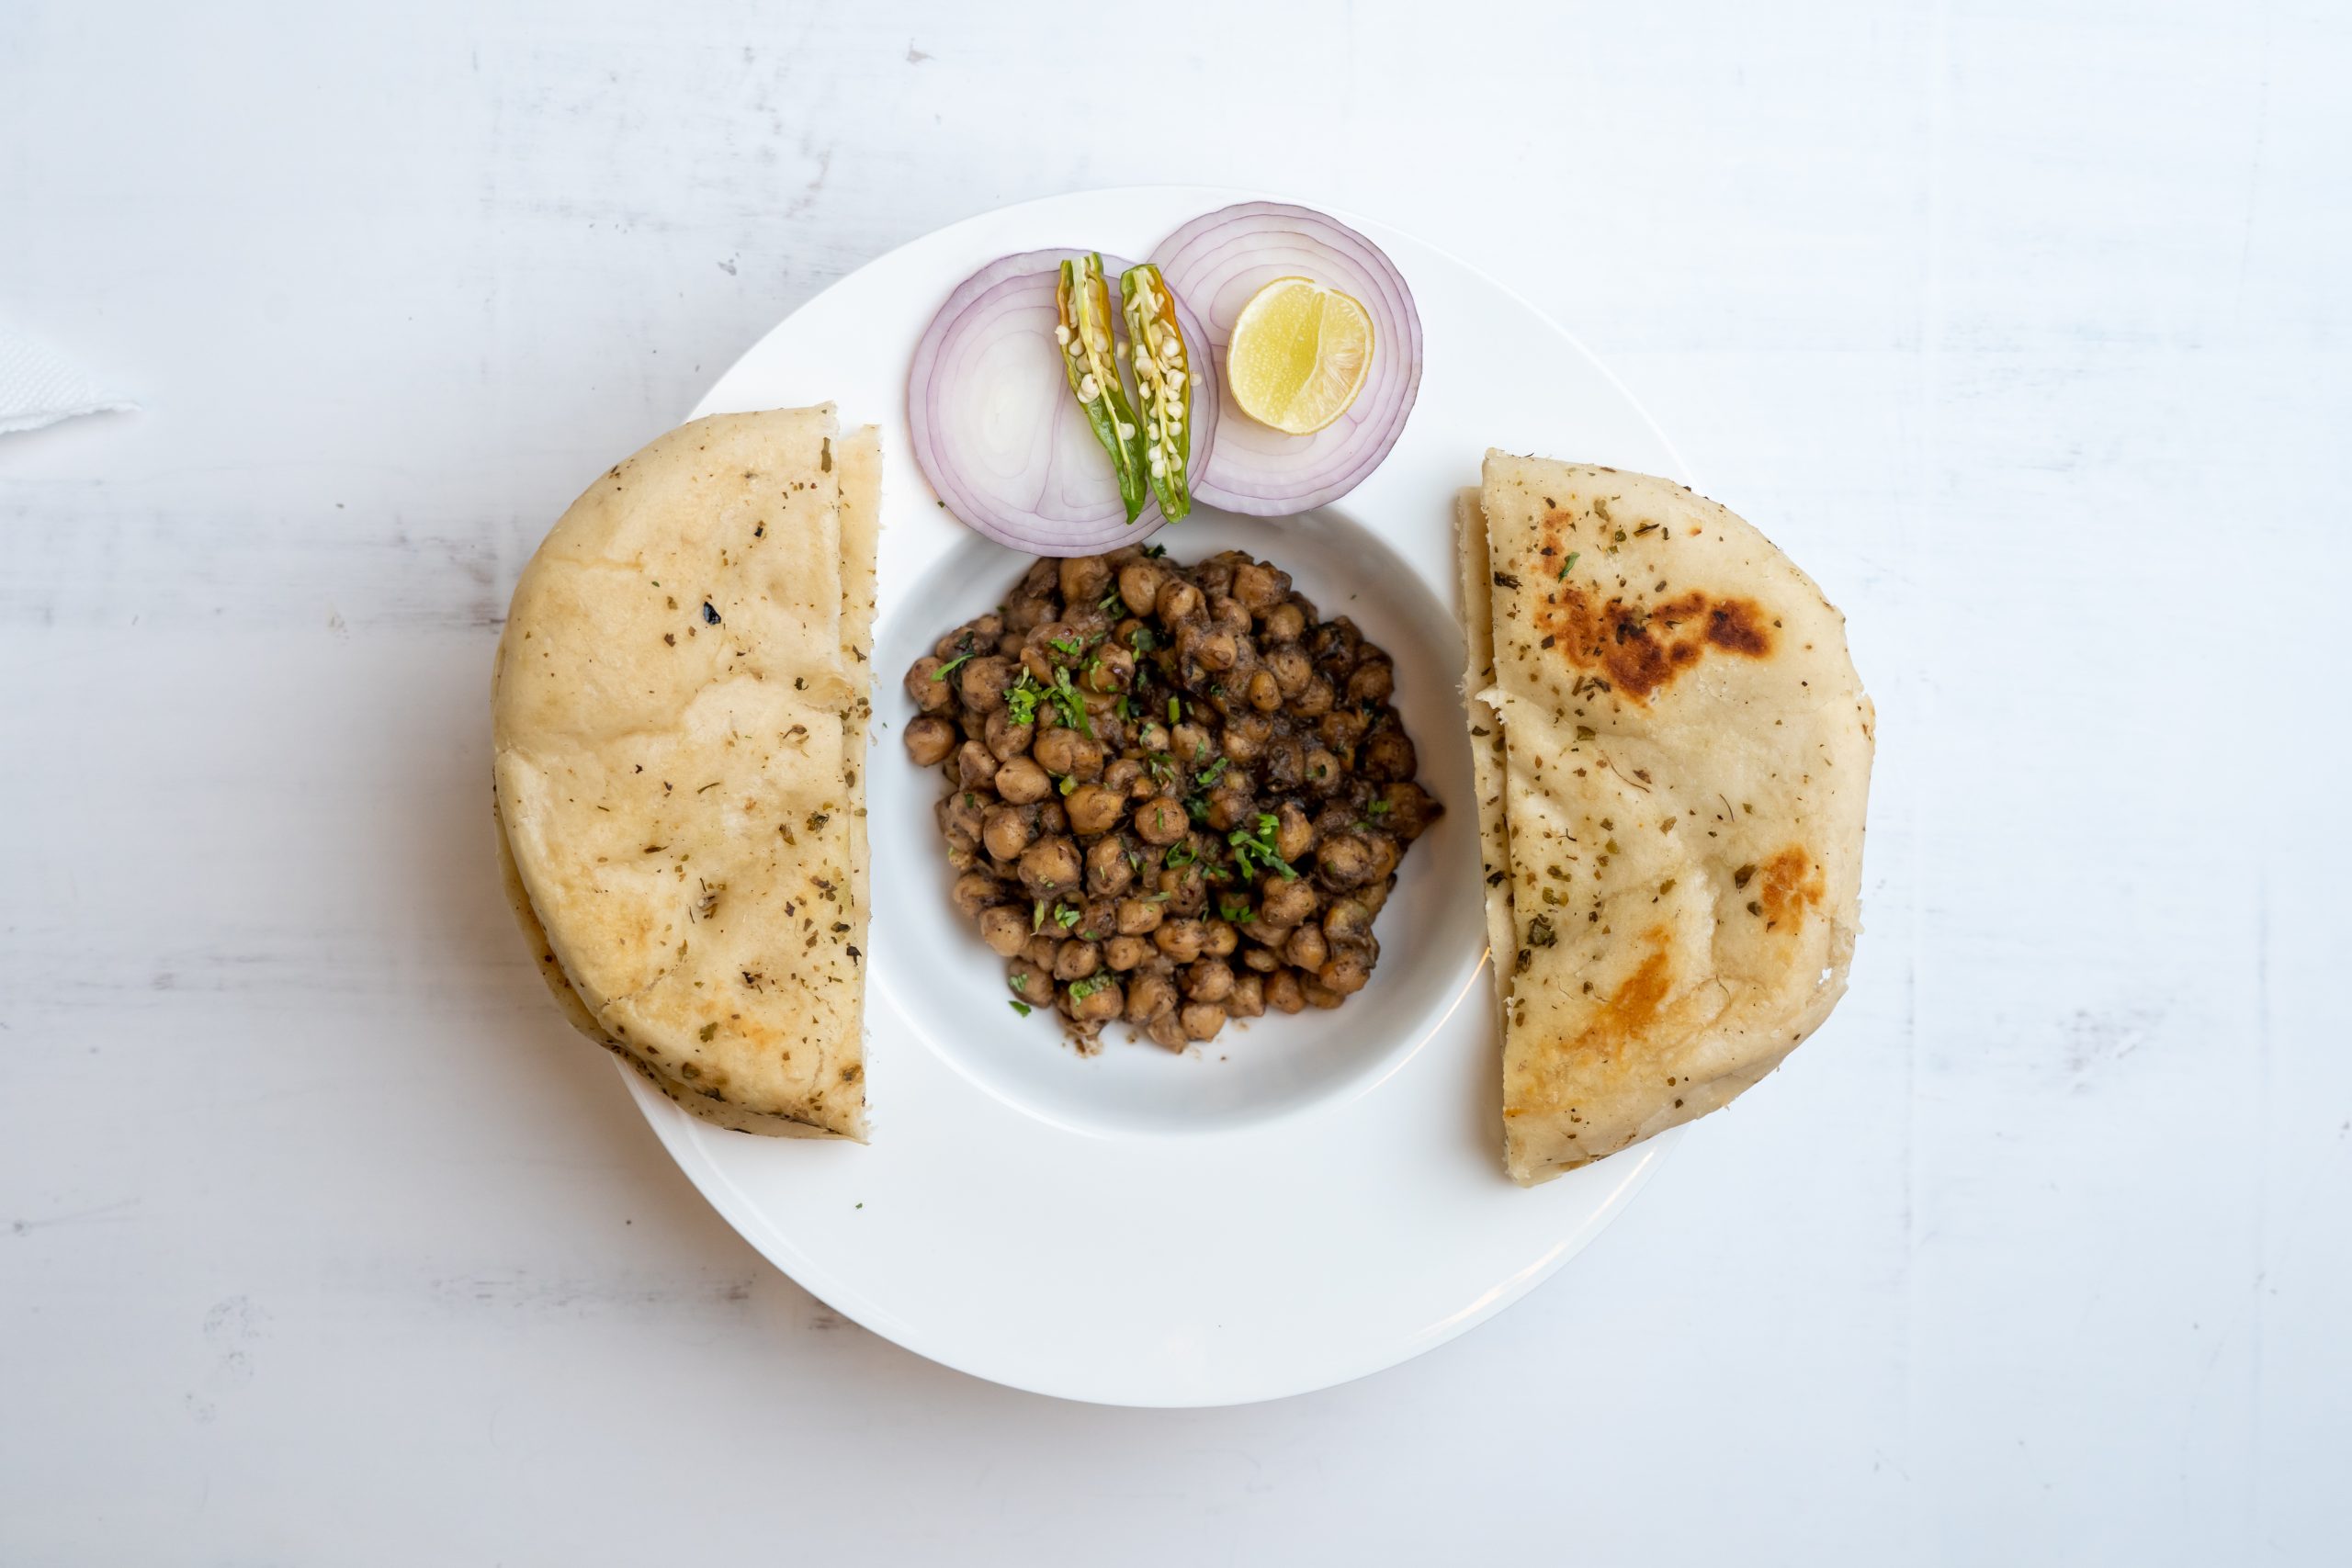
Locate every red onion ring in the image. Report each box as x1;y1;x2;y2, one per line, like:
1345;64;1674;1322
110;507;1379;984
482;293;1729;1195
1148;203;1422;515
907;249;1220;557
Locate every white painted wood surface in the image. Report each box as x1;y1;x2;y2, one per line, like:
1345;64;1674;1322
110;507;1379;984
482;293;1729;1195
4;1;2346;1560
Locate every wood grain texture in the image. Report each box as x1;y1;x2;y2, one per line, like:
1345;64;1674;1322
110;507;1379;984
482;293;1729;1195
3;0;2347;1562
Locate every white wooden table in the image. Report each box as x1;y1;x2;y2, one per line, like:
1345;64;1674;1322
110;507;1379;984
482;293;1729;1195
5;2;2346;1560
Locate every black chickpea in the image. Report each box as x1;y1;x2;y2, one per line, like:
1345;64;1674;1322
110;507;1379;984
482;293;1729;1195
908;549;1438;1047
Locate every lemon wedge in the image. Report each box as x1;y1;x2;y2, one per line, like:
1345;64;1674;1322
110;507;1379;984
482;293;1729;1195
1224;277;1374;434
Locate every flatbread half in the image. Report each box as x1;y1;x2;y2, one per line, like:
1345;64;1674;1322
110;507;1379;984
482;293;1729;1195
1470;452;1872;1183
492;410;880;1139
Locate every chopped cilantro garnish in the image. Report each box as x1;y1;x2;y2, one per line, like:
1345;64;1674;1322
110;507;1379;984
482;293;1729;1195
1068;973;1114;1000
1168;695;1182;725
933;651;975;681
1165;840;1197;868
1196;756;1228;788
1142;543;1166;558
1057;774;1076;795
1048;668;1093;735
1219;897;1255;923
1005;671;1042;726
1055;904;1080;931
1008;998;1032;1017
1049;635;1084;658
1227;812;1298;880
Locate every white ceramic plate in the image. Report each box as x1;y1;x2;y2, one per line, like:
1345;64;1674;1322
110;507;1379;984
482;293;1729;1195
639;186;1690;1406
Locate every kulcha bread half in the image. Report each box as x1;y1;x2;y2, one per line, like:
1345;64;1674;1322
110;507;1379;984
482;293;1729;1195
1465;452;1872;1183
493;410;880;1138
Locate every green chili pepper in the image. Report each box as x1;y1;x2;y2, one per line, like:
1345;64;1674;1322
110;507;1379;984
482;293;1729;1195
1119;263;1192;524
1057;254;1148;524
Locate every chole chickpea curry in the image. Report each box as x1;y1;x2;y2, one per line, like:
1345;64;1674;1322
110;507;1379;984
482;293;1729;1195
902;547;1442;1050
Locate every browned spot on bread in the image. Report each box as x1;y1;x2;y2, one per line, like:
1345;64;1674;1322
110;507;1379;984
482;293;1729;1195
1525;513;1776;703
1564;926;1674;1064
1756;846;1825;931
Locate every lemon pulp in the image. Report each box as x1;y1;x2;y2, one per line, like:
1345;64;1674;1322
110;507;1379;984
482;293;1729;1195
1224;277;1374;435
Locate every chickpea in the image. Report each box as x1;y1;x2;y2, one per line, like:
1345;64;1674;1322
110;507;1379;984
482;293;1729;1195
1262;734;1305;790
1066;783;1126;836
1159;862;1207;916
1358;879;1391;918
1083;644;1135;693
1274;800;1315;862
905;655;957;713
1323;897;1374;943
937;790;987;844
1246;669;1283;712
1114;897;1165;935
1104;934;1153;970
1054;941;1102;982
957;655;1018;712
1206;592;1251;637
1230;973;1267;1017
1284;924;1329;971
1086;838;1136;897
1101;757;1144;797
1301;746;1343;794
1365;834;1401;884
951;873;1005;920
903;715;956;766
1295;674;1336;719
1378;781;1440;840
1146;1011;1189;1051
1315;832;1376;890
1301;977;1346;1010
1265;969;1306;1014
1183;958;1236;1002
1155;578;1204;624
1168;721;1213;763
1202;919;1239;958
1132;795;1188;846
983;706;1034;761
994;756;1051;805
1154;918;1207;963
1020;932;1062;970
1078;897;1119;942
1066;976;1125;1023
1126;968;1178;1023
955;741;999;791
1034;727;1103;780
1318;709;1368;750
1345;660;1396;705
1037;799;1069;834
1118;560;1168;615
1184;625;1238;671
1230;561;1286;612
1006;956;1053;1005
1204;783;1255;832
978;906;1030;957
1261;602;1306;643
1239;945;1280;974
1016;835;1082;898
1003;592;1055;633
1362;730;1418;783
981;804;1033;862
1057;555;1113;604
1220;712;1272;765
1179;1001;1228;1042
1258;877;1318;929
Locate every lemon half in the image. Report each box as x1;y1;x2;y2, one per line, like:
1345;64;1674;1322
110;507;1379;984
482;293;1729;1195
1224;277;1374;435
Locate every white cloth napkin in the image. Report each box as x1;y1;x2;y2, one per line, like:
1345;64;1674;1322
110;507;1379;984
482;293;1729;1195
0;325;136;435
